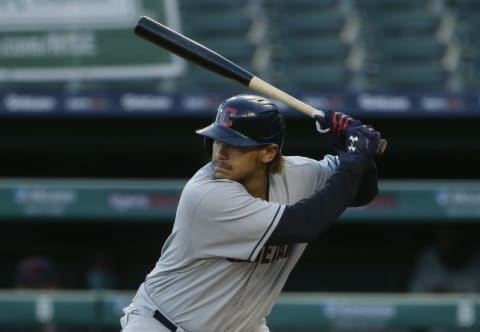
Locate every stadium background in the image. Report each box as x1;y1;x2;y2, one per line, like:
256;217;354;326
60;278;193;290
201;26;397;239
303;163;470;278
1;0;480;331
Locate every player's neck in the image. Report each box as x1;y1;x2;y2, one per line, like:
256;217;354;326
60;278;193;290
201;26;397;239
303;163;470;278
243;172;269;200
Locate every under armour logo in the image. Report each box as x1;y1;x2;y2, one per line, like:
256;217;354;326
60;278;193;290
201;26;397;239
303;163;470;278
348;135;358;152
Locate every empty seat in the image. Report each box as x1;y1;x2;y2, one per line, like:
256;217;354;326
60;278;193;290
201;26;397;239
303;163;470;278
281;37;350;62
180;0;246;11
274;0;341;13
446;0;480;13
377;37;446;61
182;14;252;38
176;0;260;90
183;66;242;90
356;0;430;12
377;63;446;90
200;39;254;66
282;63;350;90
366;12;441;36
279;13;347;37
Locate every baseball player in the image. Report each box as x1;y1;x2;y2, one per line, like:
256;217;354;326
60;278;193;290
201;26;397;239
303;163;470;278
120;94;381;332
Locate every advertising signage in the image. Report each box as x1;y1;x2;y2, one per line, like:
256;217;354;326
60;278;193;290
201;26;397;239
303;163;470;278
0;0;184;81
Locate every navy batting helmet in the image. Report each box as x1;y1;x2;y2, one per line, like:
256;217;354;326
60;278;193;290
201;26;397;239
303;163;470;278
196;94;285;149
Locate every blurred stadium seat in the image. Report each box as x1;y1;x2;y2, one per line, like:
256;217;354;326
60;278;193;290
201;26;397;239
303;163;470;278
282;63;350;90
176;0;260;89
282;37;350;62
357;0;428;9
376;63;447;90
366;12;443;36
264;0;356;90
356;0;460;90
446;0;480;89
171;0;480;92
0;0;475;93
378;37;446;61
180;0;247;11
273;0;340;12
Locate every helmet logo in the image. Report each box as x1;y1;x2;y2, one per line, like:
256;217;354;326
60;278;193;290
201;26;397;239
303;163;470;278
218;107;237;128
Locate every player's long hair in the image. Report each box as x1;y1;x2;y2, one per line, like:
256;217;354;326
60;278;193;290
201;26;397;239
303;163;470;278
269;152;285;175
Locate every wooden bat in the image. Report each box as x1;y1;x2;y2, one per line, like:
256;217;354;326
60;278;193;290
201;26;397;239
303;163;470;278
134;16;387;155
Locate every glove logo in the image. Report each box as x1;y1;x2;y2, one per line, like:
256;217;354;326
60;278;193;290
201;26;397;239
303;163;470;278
348;135;359;152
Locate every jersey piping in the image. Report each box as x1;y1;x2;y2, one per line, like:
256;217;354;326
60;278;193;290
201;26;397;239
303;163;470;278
248;204;283;261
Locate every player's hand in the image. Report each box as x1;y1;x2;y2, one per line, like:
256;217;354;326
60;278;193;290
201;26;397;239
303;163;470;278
315;110;386;156
315;110;364;151
315;110;362;151
338;123;381;164
314;110;359;136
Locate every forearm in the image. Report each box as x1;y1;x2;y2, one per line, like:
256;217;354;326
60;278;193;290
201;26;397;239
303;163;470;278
350;160;378;207
267;159;367;245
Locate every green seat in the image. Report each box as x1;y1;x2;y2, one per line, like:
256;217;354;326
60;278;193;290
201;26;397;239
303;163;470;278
457;12;480;34
275;0;339;12
283;37;349;62
469;61;480;87
356;0;426;11
185;66;243;89
199;39;254;68
367;12;441;35
378;37;445;61
377;63;446;90
282;63;349;89
181;0;246;11
446;0;480;13
182;14;251;38
279;13;346;37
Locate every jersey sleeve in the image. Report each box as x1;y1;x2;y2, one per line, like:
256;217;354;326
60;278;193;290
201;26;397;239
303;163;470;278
315;154;340;187
188;180;285;261
286;155;340;194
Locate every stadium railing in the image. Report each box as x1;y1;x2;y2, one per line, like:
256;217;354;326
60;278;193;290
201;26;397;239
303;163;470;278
0;290;478;329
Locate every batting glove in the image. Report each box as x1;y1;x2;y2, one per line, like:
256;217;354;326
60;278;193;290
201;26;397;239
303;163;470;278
314;110;358;136
339;124;381;165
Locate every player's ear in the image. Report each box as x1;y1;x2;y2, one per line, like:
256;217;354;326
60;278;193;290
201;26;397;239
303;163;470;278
261;144;279;163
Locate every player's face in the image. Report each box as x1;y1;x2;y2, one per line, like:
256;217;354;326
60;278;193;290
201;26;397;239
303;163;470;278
212;140;278;182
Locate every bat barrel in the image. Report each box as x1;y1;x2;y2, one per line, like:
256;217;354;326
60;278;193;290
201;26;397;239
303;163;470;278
134;16;254;86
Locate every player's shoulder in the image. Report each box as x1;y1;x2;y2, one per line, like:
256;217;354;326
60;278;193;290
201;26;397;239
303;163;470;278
182;162;244;198
283;154;338;171
188;162;237;185
283;155;319;168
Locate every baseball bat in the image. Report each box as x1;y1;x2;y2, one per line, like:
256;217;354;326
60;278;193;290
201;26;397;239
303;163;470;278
134;16;387;155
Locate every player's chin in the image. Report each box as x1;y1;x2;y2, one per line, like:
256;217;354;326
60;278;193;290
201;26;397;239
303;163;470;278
214;167;234;180
214;170;230;180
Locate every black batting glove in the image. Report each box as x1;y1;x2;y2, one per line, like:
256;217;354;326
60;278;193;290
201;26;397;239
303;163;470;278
315;109;358;136
338;123;380;176
315;110;363;152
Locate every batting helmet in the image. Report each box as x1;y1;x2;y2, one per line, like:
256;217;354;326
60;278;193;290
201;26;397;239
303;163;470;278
196;94;285;149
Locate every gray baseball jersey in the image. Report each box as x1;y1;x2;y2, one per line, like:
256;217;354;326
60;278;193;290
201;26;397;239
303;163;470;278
132;154;339;332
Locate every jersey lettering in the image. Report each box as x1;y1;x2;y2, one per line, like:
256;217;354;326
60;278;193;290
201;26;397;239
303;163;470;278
218;107;237;128
226;244;292;264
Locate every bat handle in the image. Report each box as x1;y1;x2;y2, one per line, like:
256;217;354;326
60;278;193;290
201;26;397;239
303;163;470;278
249;77;325;118
377;139;388;155
249;77;387;156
